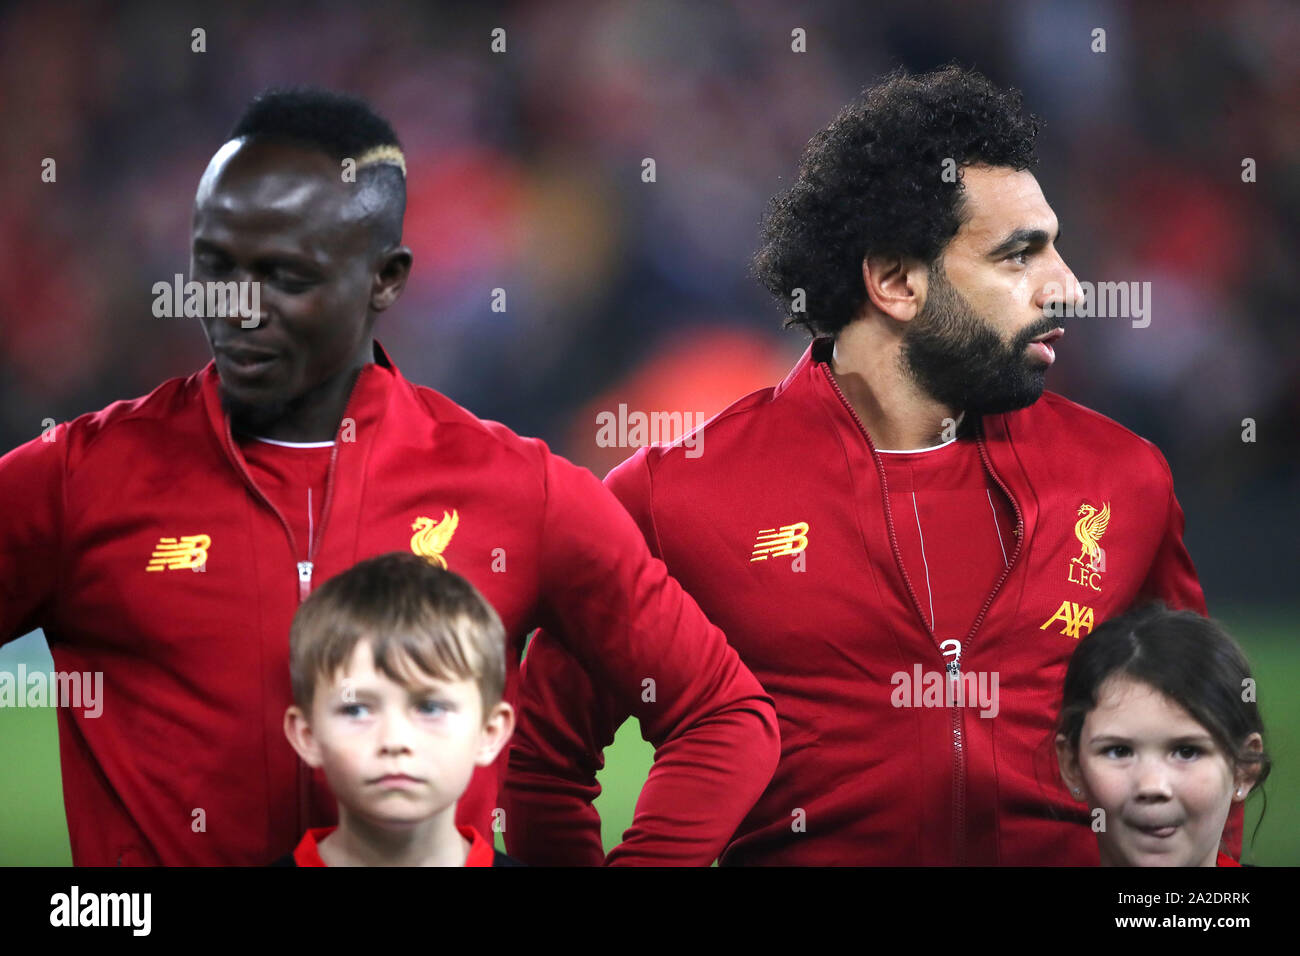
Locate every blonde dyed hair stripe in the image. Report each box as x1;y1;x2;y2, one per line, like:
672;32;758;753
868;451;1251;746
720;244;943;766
356;144;406;177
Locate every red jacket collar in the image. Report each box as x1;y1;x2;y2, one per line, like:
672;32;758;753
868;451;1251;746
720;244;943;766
200;338;400;462
789;335;1039;546
290;823;493;866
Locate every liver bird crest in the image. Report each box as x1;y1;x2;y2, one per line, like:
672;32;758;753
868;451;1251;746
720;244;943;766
410;510;459;568
1073;502;1110;570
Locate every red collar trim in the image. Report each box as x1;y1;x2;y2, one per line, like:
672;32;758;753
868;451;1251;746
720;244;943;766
290;823;494;866
200;339;400;446
292;826;334;867
460;825;495;867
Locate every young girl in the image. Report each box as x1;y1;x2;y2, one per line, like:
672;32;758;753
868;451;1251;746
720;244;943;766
1055;602;1270;866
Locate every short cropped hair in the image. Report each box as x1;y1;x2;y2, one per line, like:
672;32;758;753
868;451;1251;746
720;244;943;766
753;64;1042;337
289;553;506;720
229;86;406;250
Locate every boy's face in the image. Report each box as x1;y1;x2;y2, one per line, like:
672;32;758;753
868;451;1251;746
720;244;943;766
1057;675;1258;867
285;640;514;830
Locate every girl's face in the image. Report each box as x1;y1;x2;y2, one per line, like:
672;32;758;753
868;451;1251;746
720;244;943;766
1058;674;1258;867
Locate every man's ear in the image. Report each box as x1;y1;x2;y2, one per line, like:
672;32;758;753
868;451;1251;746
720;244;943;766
474;701;517;768
862;254;928;323
371;246;413;312
284;705;324;768
1055;733;1086;801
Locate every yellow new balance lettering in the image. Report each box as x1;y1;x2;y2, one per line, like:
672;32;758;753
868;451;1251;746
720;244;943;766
411;510;459;568
751;522;809;561
1040;600;1096;639
146;534;211;571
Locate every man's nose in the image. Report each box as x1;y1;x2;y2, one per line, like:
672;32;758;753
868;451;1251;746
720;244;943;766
214;270;266;331
1038;256;1084;318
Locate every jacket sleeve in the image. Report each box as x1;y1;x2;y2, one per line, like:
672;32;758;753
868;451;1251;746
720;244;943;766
1135;446;1207;616
0;428;65;645
502;453;654;866
502;628;617;865
518;447;779;865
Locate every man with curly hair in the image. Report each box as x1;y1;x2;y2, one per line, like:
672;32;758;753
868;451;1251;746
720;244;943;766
504;65;1233;865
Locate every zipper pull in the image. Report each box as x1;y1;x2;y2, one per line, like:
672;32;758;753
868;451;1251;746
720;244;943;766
940;639;961;680
297;560;313;603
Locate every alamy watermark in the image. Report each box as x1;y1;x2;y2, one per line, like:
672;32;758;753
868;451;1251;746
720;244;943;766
50;886;150;935
1;666;103;718
152;274;261;327
1045;279;1151;328
595;403;707;458
891;664;999;718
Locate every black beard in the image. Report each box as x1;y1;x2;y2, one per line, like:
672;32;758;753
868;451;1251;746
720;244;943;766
219;388;294;437
901;267;1061;417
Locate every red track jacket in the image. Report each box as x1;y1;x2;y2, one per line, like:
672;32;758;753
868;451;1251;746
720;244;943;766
0;341;779;865
503;339;1235;865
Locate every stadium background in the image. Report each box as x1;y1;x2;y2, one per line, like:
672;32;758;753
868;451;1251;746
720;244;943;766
1;0;1296;865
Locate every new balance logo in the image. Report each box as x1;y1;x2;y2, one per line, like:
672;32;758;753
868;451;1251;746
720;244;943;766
146;535;211;572
751;522;809;561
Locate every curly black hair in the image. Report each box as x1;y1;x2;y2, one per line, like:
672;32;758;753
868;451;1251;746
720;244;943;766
753;65;1042;338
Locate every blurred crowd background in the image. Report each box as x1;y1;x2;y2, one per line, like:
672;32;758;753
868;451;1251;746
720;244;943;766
1;0;1297;608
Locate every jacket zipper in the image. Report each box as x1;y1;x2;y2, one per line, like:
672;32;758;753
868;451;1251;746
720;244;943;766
956;435;1026;863
220;376;359;604
819;361;1025;865
217;366;366;843
301;436;344;601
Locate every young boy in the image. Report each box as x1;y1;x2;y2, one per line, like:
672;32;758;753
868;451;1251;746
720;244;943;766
274;552;520;866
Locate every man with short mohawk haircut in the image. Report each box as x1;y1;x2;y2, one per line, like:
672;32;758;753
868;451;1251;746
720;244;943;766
0;87;779;866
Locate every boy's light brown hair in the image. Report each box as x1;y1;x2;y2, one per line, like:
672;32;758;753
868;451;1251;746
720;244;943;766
289;552;506;719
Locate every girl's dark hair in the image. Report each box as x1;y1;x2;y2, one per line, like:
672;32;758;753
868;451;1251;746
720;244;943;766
1057;602;1271;795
